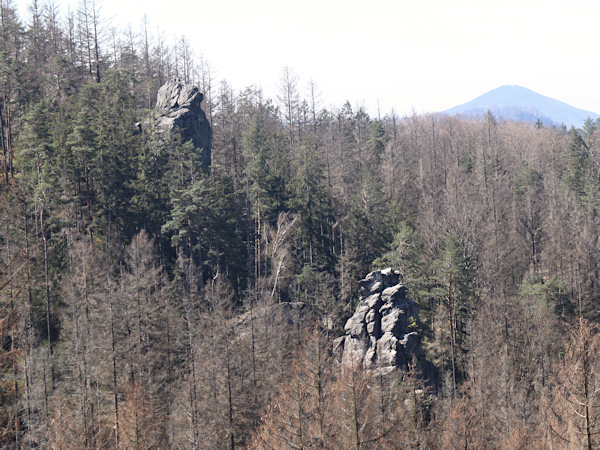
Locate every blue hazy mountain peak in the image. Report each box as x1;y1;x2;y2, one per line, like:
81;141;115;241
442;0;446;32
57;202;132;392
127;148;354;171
444;85;599;128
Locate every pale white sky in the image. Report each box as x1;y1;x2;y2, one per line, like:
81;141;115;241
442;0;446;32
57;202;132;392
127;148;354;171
15;0;600;116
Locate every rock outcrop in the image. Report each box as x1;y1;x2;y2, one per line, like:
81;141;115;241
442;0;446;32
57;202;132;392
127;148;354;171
337;268;437;383
140;79;212;169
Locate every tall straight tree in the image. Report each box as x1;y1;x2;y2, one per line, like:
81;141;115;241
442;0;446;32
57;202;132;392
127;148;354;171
0;0;22;186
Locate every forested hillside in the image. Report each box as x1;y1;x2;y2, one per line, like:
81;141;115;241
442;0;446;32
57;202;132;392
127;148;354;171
3;1;600;448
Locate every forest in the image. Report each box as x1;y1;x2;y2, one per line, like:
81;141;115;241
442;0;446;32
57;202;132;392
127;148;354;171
2;0;600;448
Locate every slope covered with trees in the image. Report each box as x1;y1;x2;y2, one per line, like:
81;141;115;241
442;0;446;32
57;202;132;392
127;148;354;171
2;1;600;447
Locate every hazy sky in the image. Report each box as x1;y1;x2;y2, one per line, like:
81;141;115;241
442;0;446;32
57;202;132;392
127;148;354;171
14;0;600;116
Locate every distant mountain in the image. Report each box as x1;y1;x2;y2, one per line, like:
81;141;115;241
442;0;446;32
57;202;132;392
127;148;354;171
444;85;599;128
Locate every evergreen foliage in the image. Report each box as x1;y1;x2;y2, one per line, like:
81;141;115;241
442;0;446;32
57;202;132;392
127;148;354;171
2;3;600;447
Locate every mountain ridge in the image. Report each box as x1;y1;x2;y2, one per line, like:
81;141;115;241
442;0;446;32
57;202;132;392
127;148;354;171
444;85;599;128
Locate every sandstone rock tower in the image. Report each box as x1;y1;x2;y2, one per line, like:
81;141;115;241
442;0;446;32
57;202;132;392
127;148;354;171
141;79;212;169
338;268;437;383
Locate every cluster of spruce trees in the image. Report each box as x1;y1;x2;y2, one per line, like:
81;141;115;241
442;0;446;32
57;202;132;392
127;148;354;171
3;0;600;447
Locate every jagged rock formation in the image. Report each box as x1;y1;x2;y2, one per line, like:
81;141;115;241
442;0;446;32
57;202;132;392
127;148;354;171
337;268;437;382
139;79;212;169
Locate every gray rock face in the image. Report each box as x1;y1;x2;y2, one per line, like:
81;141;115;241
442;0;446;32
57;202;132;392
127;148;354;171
339;269;436;382
142;79;212;169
